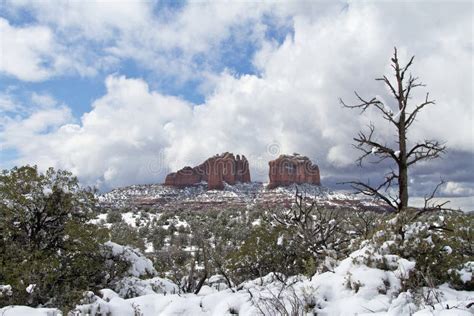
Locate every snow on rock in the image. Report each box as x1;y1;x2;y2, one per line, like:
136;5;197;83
103;242;157;277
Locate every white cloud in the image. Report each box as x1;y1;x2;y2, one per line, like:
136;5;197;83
1;75;193;189
31;92;58;108
3;0;334;82
1;1;472;191
0;91;18;113
0;17;101;81
442;181;474;197
0;18;57;81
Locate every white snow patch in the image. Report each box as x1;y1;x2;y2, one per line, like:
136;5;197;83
25;284;36;294
104;242;157;277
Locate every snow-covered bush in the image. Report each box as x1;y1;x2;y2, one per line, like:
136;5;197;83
112;277;178;298
372;209;473;293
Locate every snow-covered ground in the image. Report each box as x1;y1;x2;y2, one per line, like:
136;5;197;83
3;246;472;316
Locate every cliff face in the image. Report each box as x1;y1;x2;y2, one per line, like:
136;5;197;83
268;154;320;189
164;152;251;190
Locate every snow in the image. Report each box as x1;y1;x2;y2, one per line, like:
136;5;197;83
251;218;261;226
104;242;157;277
277;235;284;245
88;213;108;225
25;284;36;294
0;306;61;316
394;258;416;280
442;245;453;254
392;109;402;123
144;242;154;253
5;248;474;316
121;212;137;227
456;262;473;283
413;284;474;315
391;104;405;123
394;150;400;158
0;285;12;297
64;260;473;316
113;276;179;298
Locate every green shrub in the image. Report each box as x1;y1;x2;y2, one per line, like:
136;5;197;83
0;166;121;311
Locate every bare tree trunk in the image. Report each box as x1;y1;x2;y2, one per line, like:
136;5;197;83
398;129;408;211
194;241;208;295
194;271;208;295
394;54;409;211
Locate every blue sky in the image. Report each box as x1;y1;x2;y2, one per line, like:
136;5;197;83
0;1;472;209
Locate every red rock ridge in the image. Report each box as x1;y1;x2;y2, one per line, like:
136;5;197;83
164;152;251;190
268;153;320;189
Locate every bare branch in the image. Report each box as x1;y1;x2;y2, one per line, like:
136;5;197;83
340;180;398;210
423;180;450;211
407;140;446;166
409;180;456;222
405;93;436;129
376;75;398;98
352;123;399;166
403;74;425;106
400;55;415;81
340;92;399;126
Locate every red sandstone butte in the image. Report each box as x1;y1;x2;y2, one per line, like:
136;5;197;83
164;152;251;190
268;153;320;189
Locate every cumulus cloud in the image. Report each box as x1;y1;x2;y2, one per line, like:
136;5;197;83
1;76;193;189
442;181;474;197
0;17;102;81
3;1;279;82
0;1;472;197
0;18;58;81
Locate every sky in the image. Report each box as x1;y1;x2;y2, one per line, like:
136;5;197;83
0;0;473;207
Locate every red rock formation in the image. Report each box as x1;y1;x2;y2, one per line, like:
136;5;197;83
268;154;320;189
164;152;251;190
164;167;201;188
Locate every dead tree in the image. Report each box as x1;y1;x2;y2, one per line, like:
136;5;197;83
273;189;349;259
340;47;446;212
